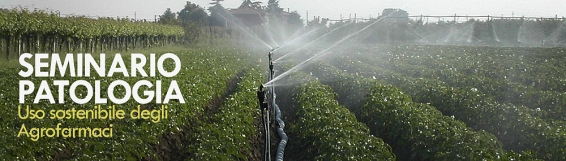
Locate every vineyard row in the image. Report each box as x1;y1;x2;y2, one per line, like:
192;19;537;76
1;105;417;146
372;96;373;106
0;9;184;59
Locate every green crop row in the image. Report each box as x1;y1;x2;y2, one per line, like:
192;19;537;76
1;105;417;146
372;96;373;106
289;71;396;160
321;53;566;160
362;83;506;160
383;45;566;93
190;67;262;160
391;64;566;121
396;72;566;160
353;47;566;121
303;63;518;160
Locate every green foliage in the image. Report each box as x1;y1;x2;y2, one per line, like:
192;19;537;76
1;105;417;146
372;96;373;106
362;83;504;160
0;8;183;38
0;46;259;160
289;72;395;161
266;0;282;14
374;46;566;121
0;8;184;56
191;68;262;160
209;0;224;6
301;44;566;160
287;11;304;27
208;4;227;26
178;1;208;26
174;2;208;43
240;0;263;10
302;62;507;160
502;151;544;161
158;8;179;25
183;22;203;43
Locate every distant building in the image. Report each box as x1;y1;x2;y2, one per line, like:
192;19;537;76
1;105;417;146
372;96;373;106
381;8;409;21
227;6;266;27
279;11;291;19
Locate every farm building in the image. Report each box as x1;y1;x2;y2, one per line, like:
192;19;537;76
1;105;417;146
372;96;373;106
227;6;267;27
227;6;295;27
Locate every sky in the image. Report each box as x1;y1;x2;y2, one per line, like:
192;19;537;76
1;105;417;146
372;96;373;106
1;0;565;22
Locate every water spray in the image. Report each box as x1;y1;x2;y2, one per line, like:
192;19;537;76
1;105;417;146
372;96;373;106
267;9;409;85
259;4;413;159
263;23;281;47
277;26;325;50
284;27;308;45
271;47;280;52
275;22;355;62
217;12;273;49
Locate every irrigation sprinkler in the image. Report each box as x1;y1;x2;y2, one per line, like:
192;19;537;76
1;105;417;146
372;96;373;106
257;47;288;161
271;47;280;52
257;85;267;110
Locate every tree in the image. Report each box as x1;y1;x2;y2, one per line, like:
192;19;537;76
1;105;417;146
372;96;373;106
240;0;263;10
287;11;303;27
178;1;208;26
209;0;224;7
177;1;208;42
208;4;226;26
158;8;179;25
266;0;283;14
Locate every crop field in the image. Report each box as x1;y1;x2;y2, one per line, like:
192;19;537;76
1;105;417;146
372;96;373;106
1;43;565;160
2;1;566;160
0;38;564;161
274;44;566;160
0;46;268;160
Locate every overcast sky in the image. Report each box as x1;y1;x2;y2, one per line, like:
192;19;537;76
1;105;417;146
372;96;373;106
1;0;565;22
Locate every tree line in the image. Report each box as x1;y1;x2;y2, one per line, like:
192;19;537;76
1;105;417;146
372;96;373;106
157;0;304;45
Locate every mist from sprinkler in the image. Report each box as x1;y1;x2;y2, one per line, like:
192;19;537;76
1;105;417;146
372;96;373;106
542;21;566;46
491;21;501;42
277;26;325;50
265;7;410;86
217;12;273;49
262;23;280;47
274;21;355;62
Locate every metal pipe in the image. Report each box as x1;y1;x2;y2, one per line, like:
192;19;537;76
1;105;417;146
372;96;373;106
269;49;288;161
259;49;287;161
257;85;270;161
